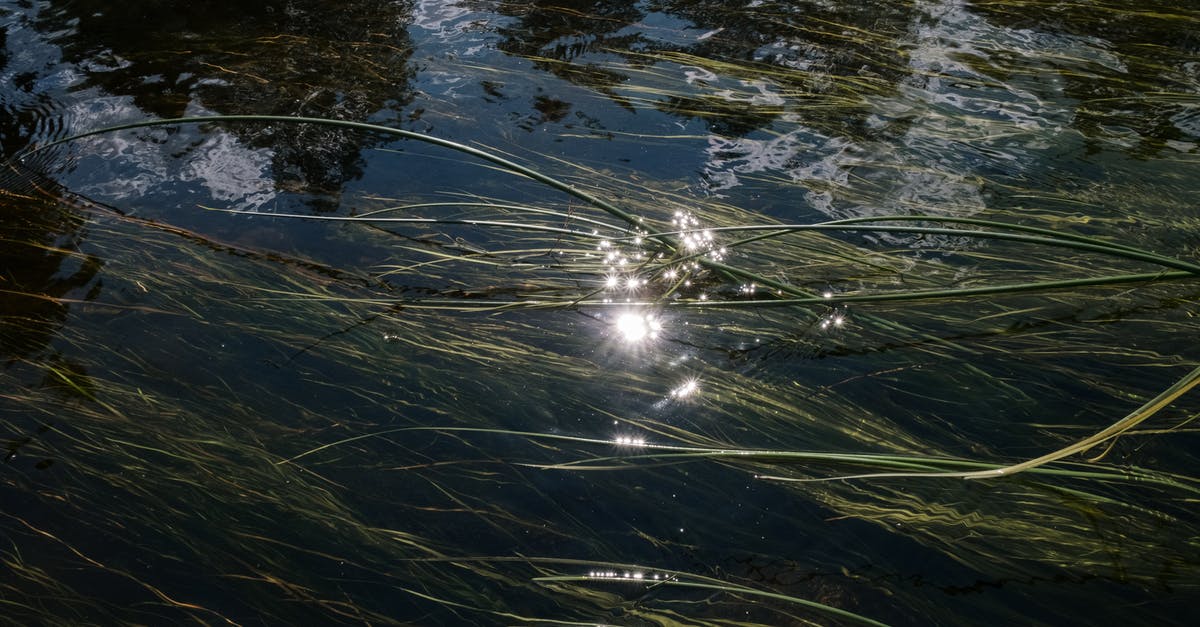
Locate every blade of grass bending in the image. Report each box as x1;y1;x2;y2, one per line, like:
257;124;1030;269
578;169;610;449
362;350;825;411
276;426;1194;490
828;214;1172;258
326;270;1191;311
638;223;1200;275
963;363;1200;479
31;116;1193;353
9;115;811;295
406;555;890;627
202;206;607;240
666;271;1196;307
17;115;659;245
354;201;629;234
762;364;1200;482
532;575;892;627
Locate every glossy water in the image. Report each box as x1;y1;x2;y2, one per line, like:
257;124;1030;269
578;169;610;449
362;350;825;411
2;1;1199;625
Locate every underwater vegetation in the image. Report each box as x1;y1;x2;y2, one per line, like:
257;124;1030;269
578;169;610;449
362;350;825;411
2;1;1199;625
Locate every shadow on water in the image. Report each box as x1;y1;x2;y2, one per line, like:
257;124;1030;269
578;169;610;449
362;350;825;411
2;1;1200;625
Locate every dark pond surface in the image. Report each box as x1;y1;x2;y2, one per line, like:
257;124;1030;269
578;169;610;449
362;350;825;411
2;1;1200;625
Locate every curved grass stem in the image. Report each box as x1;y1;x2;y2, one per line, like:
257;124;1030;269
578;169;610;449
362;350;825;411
25;115;1198;317
761;364;1200;482
19;114;658;242
275;425;1199;492
639;222;1200;275
532;575;891;626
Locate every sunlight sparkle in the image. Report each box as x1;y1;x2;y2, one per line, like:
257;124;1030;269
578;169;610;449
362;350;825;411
671;378;700;398
614;435;646;447
615;312;662;343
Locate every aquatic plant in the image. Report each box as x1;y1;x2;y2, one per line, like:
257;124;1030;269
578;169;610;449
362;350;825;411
5;1;1200;620
5;109;1197;626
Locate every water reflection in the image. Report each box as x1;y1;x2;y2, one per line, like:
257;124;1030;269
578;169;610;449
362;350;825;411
969;0;1200;149
614;310;663;343
0;5;101;362
23;0;418;211
1;1;1198;625
670;377;699;398
586;568;671;581
612;435;647;448
674;209;726;260
819;310;848;331
483;0;1198;244
0;185;100;361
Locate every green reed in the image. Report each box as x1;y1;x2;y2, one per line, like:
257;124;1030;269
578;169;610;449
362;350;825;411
6;25;1200;622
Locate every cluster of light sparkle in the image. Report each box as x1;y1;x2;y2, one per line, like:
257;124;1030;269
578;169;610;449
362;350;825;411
586;570;672;582
613;435;647;447
595;236;651;303
820;312;847;330
674;211;726;262
591;212;732;306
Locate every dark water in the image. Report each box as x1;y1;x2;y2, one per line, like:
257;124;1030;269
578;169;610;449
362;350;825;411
2;1;1199;625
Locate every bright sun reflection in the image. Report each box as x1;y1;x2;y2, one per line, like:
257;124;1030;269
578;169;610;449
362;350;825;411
615;312;662;343
587;569;670;582
671;378;699;398
820;311;847;330
613;435;646;447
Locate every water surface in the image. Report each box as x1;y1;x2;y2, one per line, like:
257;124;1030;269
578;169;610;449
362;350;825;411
2;1;1199;625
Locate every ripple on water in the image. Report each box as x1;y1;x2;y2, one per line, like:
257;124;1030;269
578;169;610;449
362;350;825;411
695;0;1110;240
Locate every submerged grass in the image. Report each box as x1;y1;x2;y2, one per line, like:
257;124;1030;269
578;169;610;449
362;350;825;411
6;112;1197;624
5;4;1200;623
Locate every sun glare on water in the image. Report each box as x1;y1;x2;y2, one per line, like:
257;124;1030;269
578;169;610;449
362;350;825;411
671;377;699;398
615;311;662;343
